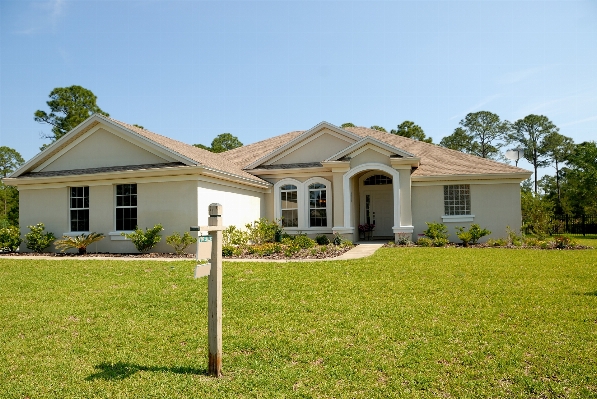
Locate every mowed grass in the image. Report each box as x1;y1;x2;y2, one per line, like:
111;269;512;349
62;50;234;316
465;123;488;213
1;247;597;398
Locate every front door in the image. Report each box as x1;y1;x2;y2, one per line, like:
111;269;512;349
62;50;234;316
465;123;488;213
361;187;393;238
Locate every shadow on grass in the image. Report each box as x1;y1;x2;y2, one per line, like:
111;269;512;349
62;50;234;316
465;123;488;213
86;362;207;381
583;291;597;296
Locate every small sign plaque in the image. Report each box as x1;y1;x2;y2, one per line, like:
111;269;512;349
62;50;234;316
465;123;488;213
198;236;212;242
194;264;211;279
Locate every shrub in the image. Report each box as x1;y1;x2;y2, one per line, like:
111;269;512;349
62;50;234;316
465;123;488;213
166;232;197;255
0;226;22;252
506;226;523;247
417;237;433;247
395;233;412;246
315;234;330;245
433;237;449;247
284;244;301;257
245;218;282;244
340;240;353;247
252;243;282;256
332;232;345;246
293;234;316;249
487;238;507;247
122;224;163;252
222;245;234;257
456;224;491;246
424;222;448;241
54;232;105;254
223;225;249;247
25;223;56;253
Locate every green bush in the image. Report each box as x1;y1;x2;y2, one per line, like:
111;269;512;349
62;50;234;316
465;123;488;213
506;226;523;247
424;222;449;241
433;237;449;247
122;224;163;252
340;240;353;247
223;225;249;247
222;245;234;257
25;223;56;253
456;224;491;246
315;234;330;245
293;234;316;249
252;243;282;256
332;232;345;246
166;232;197;255
417;237;433;247
0;226;22;252
245;218;282;244
54;232;105;254
284;244;301;257
487;238;507;247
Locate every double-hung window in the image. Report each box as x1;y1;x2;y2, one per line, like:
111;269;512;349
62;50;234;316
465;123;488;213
308;183;327;227
280;184;298;227
70;187;89;232
116;184;137;230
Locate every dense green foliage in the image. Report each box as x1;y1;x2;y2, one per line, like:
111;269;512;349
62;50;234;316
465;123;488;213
391;120;432;143
0;146;25;226
422;222;449;247
122;224;163;252
34;85;109;147
24;223;56;253
54;232;105;254
440;111;509;160
455;224;491;246
193;133;243;153
165;232;197;255
2;247;596;397
0;226;22;252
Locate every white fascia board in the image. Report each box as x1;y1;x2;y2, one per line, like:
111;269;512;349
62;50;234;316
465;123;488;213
200;167;272;189
245;121;362;170
325;136;416;161
412;172;532;185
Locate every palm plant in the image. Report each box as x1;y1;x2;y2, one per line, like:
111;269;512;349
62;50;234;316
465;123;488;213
54;232;105;255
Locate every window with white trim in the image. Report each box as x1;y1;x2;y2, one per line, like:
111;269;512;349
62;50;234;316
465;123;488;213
308;183;327;227
116;184;137;230
280;184;298;227
70;186;89;232
444;184;471;216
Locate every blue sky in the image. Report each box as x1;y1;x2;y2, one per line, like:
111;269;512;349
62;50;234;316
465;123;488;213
1;0;596;177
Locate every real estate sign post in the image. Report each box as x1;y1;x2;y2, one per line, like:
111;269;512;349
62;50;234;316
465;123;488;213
191;203;224;377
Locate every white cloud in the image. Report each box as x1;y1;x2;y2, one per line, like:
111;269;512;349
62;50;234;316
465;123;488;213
449;94;501;121
14;0;67;35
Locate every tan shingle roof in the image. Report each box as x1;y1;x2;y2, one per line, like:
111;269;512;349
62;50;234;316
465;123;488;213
225;125;529;177
109;119;267;183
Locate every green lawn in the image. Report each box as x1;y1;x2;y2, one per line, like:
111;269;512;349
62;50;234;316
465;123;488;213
2;248;597;398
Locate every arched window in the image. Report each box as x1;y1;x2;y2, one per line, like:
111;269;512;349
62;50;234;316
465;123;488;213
280;184;298;227
308;183;327;227
364;174;392;185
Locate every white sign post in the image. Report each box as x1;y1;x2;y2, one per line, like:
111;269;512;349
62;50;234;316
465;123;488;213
190;203;225;377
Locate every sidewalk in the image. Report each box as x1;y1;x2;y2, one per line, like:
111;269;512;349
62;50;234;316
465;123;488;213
0;242;385;262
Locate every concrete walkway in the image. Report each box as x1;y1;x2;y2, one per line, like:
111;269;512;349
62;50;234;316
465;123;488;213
0;242;385;263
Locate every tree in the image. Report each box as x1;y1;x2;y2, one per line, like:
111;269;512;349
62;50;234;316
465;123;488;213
194;133;243;153
341;122;355;128
34;85;109;146
457;111;510;159
370;125;387;132
0;147;24;226
439;127;475;153
390;121;432;143
509;114;559;194
543;132;574;201
560;141;597;215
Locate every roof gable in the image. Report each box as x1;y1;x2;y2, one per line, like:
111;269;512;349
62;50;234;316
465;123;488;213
325;136;416;161
245;122;361;169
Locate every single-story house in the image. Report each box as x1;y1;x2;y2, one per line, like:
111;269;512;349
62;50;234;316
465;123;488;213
4;114;531;253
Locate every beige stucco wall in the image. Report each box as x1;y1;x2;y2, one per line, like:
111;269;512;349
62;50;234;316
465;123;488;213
272;131;352;164
19;187;68;252
18;179;201;253
350;149;391;168
41;128;170;172
411;182;522;242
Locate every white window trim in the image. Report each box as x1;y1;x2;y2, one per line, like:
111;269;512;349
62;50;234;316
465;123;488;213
69;186;89;233
304;177;332;230
115;183;138;232
442;215;475;223
274;177;333;231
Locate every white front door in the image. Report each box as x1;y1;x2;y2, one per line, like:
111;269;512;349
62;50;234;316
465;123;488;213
361;186;394;238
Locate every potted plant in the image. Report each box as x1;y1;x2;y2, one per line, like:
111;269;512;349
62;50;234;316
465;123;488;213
358;223;375;240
